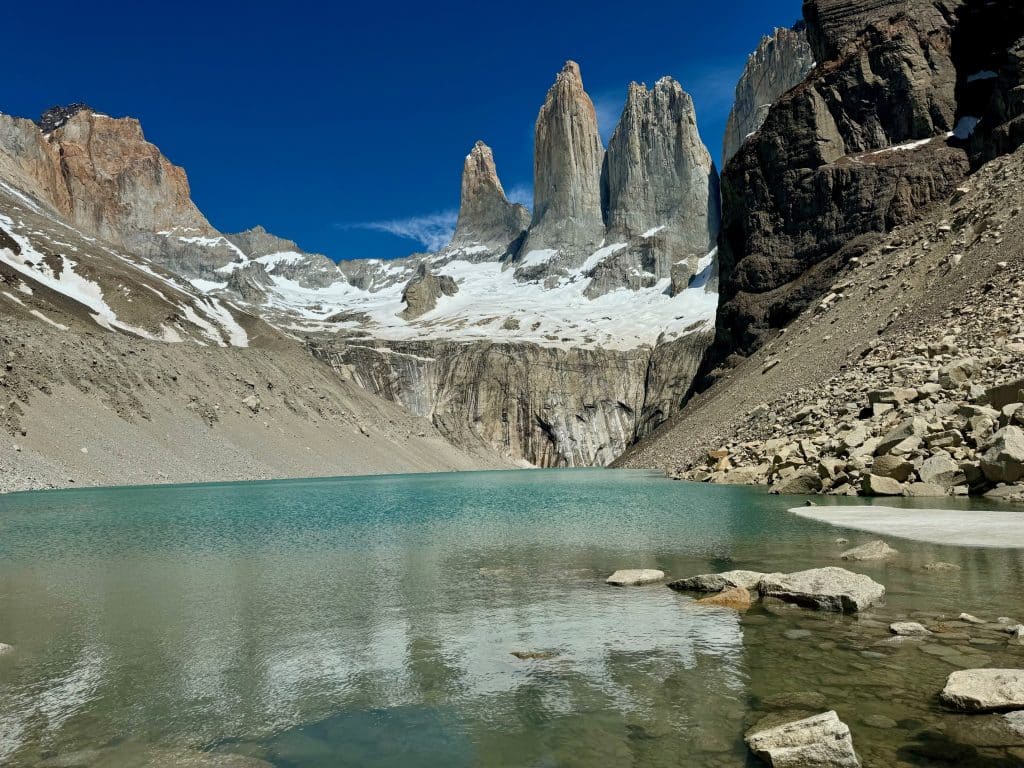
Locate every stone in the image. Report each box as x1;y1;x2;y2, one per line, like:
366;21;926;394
511;650;559;660
985;379;1024;411
875;417;928;456
841;540;898;561
904;482;949;497
981;426;1024;483
667;569;764;592
890;621;932;636
241;395;260;414
959;613;986;625
771;470;823;495
758;567;885;613
745;710;860;767
449;141;530;252
606;569;665;586
923;562;962;572
860;474;904;496
940;669;1024;713
400;262;458;320
696;586;752;610
0;642;12;654
918;453;966;488
871;454;913;482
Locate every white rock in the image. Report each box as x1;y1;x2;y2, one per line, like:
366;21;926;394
606;569;665;586
758;567;885;613
940;669;1024;712
746;710;860;767
841;540;898;561
890;621;932;636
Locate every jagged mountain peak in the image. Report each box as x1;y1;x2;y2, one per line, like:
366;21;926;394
36;103;93;133
449;141;529;253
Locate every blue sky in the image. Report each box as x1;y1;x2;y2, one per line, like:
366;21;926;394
6;0;802;260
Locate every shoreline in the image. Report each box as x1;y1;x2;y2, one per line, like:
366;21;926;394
790;504;1024;548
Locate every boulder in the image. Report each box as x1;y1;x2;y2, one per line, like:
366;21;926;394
871;454;914;482
981;426;1024;483
984;378;1024;411
940;669;1024;713
875;417;928;456
771;470;823;495
696;586;752;610
985;485;1024;503
841;540;898;561
758;567;885;613
860;474;904;496
668;569;764;592
606;569;665;586
905;482;949;497
890;621;932;636
745;711;860;767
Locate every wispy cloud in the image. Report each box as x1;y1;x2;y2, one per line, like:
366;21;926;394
505;183;533;210
340;210;458;252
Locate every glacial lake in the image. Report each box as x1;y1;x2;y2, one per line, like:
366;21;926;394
1;469;1024;767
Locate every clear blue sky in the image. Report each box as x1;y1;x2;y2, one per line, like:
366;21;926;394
6;0;802;260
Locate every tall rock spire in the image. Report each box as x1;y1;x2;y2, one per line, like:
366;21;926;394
449;141;529;253
605;77;719;252
517;61;606;261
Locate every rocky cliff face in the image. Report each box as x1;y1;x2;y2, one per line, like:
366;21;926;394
449;141;529;254
707;0;1024;374
517;61;606;264
722;25;814;164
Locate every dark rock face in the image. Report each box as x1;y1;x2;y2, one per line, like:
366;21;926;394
36;104;92;134
449;141;529;253
707;0;1024;371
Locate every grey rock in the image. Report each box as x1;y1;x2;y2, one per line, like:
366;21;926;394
919;452;966;488
860;474;904;497
745;710;860;767
871;454;914;482
875;417;928;456
667;569;765;592
771;470;824;495
841;540;897;561
981;426;1024;483
400;263;458;320
723;25;814;164
940;669;1024;713
606;568;665;586
758;567;885;613
890;621;932;636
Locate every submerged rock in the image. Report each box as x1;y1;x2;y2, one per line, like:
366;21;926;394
758;567;885;613
745;710;860;767
890;621;932;636
940;669;1024;713
606;568;665;586
840;540;897;561
696;586;752;611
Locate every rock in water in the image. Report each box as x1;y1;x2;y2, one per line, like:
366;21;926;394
890;621;932;636
696;586;752;610
758;567;885;613
940;669;1024;713
606;569;665;586
518;61;605;262
722;25;815;164
840;540;898;561
400;263;458;320
449;141;529;254
745;710;860;767
667;569;765;592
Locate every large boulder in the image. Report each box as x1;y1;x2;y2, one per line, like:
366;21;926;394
667;569;765;592
771;470;823;495
745;710;860;767
758;567;885;613
940;669;1024;713
860;473;904;496
981;426;1024;484
918;453;966;488
875;417;928;456
871;454;914;482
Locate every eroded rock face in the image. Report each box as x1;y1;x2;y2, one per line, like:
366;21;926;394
449;141;529;253
722;25;815;165
400;263;458;320
517;61;606;263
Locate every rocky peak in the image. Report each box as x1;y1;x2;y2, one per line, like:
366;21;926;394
36;103;93;134
722;26;814;164
449;141;529;253
517;60;606;262
227;226;302;257
605;77;719;249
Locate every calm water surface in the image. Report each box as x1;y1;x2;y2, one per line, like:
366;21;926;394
1;469;1023;767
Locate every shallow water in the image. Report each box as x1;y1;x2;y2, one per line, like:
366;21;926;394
1;469;1023;767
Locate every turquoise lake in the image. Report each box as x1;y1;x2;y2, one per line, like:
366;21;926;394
2;469;1024;767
